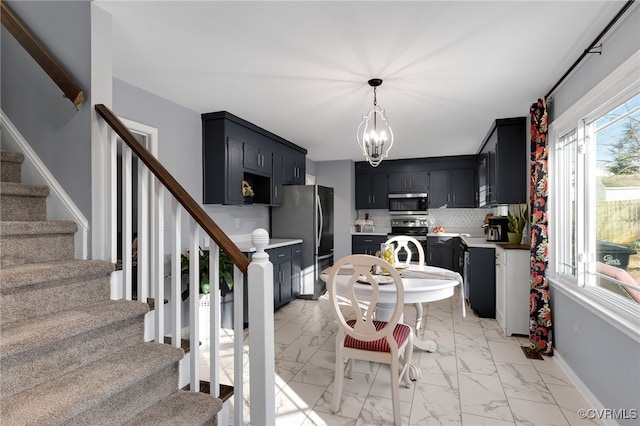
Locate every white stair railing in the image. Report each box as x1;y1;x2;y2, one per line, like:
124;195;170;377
96;105;275;425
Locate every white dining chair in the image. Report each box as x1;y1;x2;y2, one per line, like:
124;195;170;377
327;254;413;426
385;235;427;329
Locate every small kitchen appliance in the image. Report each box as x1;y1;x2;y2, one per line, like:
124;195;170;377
486;216;510;242
388;193;428;215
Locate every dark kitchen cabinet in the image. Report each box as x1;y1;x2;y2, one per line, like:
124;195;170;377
267;245;296;310
466;247;496;318
272;153;283;205
426;236;455;270
388;170;428;193
244;142;273;176
202;111;307;205
355;173;388;209
225;137;245;204
352;235;387;256
429;169;476;208
283;151;305;185
478;117;527;207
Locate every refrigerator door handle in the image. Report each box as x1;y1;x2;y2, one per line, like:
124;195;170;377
316;193;323;252
317;253;333;260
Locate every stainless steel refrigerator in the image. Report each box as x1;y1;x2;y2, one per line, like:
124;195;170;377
271;185;334;299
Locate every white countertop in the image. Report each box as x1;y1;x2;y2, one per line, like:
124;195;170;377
235;238;302;253
351;231;390;236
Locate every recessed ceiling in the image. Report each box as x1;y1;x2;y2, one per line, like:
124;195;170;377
95;1;629;162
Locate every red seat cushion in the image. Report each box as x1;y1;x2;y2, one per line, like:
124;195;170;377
344;320;411;352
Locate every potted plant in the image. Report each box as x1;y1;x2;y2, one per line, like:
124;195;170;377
181;247;236;329
507;205;528;244
180;248;234;299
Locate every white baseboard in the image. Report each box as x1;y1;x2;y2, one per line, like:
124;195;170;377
553;351;618;426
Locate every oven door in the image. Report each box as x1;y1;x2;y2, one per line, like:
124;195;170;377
388;193;428;215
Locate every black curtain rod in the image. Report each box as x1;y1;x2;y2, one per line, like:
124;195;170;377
546;0;636;99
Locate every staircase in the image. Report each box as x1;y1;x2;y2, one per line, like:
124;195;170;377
0;150;223;425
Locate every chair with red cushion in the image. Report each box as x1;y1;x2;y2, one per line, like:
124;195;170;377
327;254;413;426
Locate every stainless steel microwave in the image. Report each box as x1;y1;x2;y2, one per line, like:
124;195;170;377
388;193;428;215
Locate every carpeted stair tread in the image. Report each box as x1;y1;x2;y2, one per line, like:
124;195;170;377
125;390;222;426
1;299;148;359
0;259;114;290
0;181;50;197
0;220;77;235
0;150;24;164
0;343;184;425
0;151;24;184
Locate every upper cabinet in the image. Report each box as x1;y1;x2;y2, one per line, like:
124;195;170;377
428;168;476;208
202;111;307;205
478;117;527;207
388;170;428;193
355;172;388;209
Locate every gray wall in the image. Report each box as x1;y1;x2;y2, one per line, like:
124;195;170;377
1;0;92;220
113;79;269;240
314;160;355;260
548;4;639;420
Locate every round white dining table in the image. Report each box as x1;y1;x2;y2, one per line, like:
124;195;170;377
321;264;465;351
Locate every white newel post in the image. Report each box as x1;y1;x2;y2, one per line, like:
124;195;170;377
248;229;275;425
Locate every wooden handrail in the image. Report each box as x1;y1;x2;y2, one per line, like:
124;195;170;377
1;0;84;110
95;104;249;274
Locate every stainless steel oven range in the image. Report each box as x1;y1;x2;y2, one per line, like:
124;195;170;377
387;215;429;261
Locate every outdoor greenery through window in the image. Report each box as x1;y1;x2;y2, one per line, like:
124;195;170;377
554;89;640;307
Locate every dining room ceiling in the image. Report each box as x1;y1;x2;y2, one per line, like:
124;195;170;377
95;1;630;163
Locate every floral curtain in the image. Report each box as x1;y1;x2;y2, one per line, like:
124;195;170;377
529;98;553;355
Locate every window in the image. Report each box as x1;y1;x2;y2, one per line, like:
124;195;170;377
551;53;640;328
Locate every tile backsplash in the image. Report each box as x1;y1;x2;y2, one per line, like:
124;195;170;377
356;207;501;237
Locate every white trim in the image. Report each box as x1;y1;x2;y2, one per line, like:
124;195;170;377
553;351;617;426
551;278;640;343
1;110;89;259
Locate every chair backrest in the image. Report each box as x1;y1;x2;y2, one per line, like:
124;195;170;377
385;235;425;266
327;254;404;343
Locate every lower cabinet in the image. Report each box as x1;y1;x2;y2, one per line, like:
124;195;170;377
352;235;388;256
426;236;455;270
495;247;529;335
268;244;301;310
245;243;301;315
467;247;496;318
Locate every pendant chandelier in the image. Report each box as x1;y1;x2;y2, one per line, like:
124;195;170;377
357;78;394;167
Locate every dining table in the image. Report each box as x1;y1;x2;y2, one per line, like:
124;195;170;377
321;263;465;379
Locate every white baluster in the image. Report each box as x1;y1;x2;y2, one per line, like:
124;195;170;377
123;147;132;300
171;199;181;348
108;130;118;265
248;229;274;426
189;221;200;391
210;243;221;398
137;165;149;303
154;178;165;343
233;264;244;426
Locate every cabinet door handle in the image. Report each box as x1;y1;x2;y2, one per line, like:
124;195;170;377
278;253;286;258
453;193;456;202
364;239;373;242
275;186;278;198
368;196;371;204
372;195;376;204
447;194;450;202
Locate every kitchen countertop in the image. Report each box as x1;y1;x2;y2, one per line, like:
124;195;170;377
351;231;390;236
235;238;303;253
461;236;529;250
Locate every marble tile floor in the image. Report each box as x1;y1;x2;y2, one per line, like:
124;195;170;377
198;288;600;426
